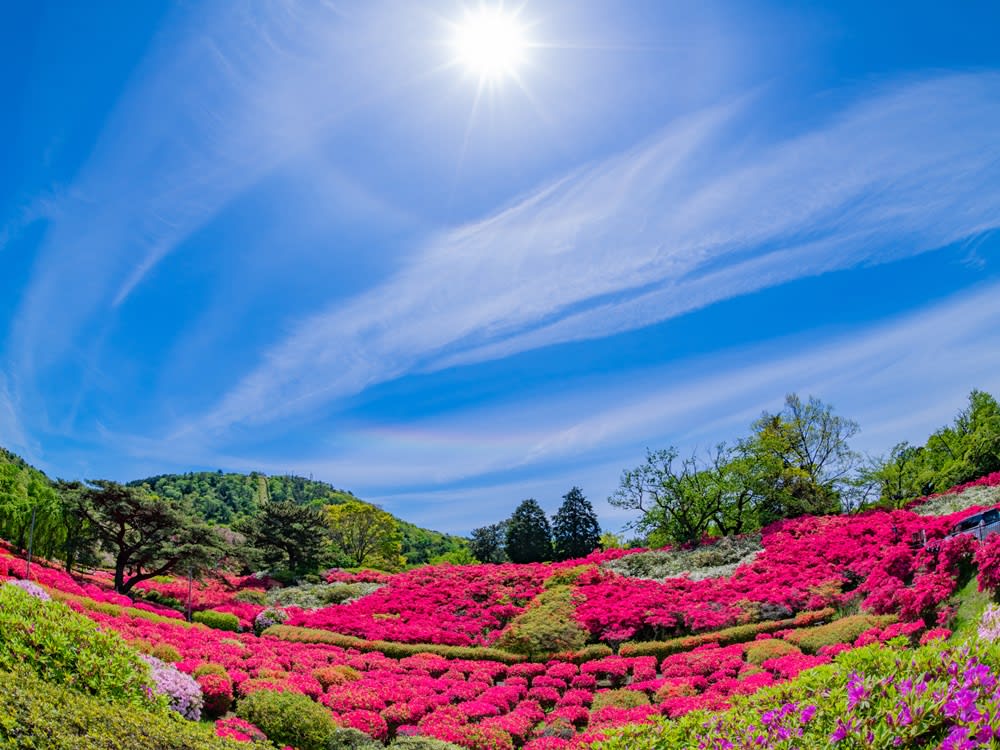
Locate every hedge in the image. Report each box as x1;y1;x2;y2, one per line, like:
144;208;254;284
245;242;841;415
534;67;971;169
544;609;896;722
193;610;242;632
782;614;898;654
262;625;528;663
0;669;268;750
47;589;204;629
618;608;837;659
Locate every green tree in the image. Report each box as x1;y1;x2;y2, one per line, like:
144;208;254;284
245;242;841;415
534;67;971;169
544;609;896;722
0;450;65;559
325;500;402;569
235;500;327;577
551;487;601;561
70;480;225;594
609;447;727;546
469;522;508;564
505;499;553;563
748;394;860;521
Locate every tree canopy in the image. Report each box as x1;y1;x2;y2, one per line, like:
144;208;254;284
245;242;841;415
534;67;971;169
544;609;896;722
70;480;225;594
325;500;403;569
505;499;553;563
552;487;601;561
234;500;327;578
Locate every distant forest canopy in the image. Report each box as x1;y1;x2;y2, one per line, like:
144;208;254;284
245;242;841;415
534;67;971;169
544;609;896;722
0;388;997;583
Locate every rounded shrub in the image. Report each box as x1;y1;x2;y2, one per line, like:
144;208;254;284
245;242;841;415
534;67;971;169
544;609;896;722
193;610;242;632
590;689;650;712
236;688;338;750
254;607;289;635
194;662;229;678
234;589;268;605
313;665;362;689
744;639;802;665
151;643;182;663
389;738;465;750
328;727;384;749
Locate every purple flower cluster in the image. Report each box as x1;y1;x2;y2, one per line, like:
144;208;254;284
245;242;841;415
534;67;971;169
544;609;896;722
139;653;203;720
6;579;51;601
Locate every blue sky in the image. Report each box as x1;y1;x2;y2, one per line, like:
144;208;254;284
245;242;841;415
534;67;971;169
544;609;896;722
2;1;999;535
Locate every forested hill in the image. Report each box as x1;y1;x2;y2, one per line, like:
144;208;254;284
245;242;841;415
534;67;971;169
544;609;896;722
128;471;358;524
127;470;465;565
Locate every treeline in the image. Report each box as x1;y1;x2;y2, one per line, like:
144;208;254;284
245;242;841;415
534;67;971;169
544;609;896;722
0;460;468;593
469;487;602;564
609;389;1000;547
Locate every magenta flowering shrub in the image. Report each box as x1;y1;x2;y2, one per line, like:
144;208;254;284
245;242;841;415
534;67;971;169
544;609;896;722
975;535;1000;596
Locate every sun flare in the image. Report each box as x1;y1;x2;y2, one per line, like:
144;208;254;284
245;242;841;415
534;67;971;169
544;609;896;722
453;6;528;82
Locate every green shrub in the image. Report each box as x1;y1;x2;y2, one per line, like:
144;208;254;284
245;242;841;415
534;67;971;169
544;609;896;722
193;609;242;632
234;589;269;605
47;589;203;629
744;639;802;665
150;643;182;663
0;584;156;708
543;565;591;588
313;665;362;689
389;738;465;750
563;644;615;663
0;669;264;750
783;614;897;654
236;689;338;750
619;608;836;659
328;727;383;749
194;662;229;678
494;585;588;658
591;688;650;711
263;625;527;663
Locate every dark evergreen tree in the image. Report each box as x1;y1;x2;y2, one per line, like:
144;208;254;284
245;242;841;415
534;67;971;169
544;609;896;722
68;480;225;594
234;500;326;578
552;487;601;561
469;521;508;564
505;499;553;563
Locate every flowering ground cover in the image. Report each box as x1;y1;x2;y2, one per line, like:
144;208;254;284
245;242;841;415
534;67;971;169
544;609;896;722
5;474;1000;749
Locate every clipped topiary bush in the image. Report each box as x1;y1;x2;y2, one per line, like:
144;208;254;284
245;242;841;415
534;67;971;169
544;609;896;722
254;607;290;635
194;662;229;678
0;583;157;709
236;688;338;750
744;639;802;665
0;668;262;750
193;610;242;632
150;643;182;663
313;665;362;689
494;585;588;658
591;688;650;711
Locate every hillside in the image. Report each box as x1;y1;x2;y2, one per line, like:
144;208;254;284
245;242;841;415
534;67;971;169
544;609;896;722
129;470;466;566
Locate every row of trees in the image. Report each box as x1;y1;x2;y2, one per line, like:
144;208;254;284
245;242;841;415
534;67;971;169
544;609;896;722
0;466;413;593
469;487;602;564
610;390;1000;547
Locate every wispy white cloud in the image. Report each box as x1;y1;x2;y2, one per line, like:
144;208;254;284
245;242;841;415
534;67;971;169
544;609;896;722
0;373;29;457
199;72;1000;434
8;1;415;383
101;278;1000;534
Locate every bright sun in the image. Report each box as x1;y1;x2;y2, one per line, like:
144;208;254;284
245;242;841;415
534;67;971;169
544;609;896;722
453;7;528;82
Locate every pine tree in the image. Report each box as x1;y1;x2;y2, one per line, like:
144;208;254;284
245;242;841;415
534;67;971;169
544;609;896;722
505;499;553;563
552;487;601;561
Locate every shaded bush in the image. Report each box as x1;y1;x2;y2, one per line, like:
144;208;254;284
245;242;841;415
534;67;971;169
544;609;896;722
236;688;338;750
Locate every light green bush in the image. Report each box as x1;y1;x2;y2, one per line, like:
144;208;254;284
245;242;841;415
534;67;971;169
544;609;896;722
0;669;267;750
236;689;338;750
494;585;589;658
193;609;242;632
0;584;156;708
